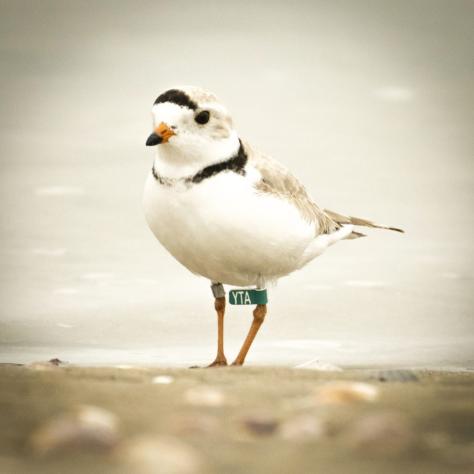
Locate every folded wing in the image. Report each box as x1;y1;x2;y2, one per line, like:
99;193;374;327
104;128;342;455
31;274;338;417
244;140;404;238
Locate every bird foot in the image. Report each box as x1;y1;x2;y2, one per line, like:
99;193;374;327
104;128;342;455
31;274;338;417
207;358;228;368
189;359;227;369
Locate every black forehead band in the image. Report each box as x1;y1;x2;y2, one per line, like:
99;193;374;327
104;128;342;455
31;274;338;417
153;89;198;110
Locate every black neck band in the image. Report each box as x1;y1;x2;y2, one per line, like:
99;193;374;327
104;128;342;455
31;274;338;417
152;140;247;187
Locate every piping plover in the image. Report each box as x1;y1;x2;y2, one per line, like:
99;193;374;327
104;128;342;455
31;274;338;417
143;86;403;367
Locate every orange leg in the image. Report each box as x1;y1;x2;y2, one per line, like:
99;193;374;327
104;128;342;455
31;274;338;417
208;295;228;367
232;304;267;366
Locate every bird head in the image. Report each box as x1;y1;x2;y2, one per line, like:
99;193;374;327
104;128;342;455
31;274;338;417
146;86;239;167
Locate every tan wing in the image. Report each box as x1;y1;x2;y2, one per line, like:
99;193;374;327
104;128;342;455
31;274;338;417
243;140;404;237
243;141;339;235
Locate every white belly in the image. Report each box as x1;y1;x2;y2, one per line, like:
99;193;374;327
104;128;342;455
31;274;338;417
143;170;317;286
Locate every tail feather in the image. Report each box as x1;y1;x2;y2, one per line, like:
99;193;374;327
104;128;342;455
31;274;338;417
324;209;404;234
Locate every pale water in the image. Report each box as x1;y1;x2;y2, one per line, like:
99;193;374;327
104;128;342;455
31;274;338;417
1;0;473;368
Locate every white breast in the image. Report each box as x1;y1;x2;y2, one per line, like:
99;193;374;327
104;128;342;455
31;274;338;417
143;167;323;286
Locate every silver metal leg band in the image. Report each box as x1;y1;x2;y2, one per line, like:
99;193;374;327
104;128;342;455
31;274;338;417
211;283;225;299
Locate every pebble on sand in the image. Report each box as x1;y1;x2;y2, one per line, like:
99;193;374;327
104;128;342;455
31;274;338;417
316;382;380;404
242;415;279;436
346;412;414;455
116;436;203;474
30;405;120;456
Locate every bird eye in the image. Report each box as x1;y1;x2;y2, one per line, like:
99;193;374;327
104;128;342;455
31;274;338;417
195;110;210;124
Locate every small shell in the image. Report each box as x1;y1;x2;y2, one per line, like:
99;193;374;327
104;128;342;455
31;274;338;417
295;360;343;371
184;386;225;407
116;436;203;474
27;358;68;371
30;405;120;456
151;375;174;385
279;415;326;441
316;382;379;404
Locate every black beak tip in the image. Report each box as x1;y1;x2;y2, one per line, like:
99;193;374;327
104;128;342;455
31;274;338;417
146;133;162;146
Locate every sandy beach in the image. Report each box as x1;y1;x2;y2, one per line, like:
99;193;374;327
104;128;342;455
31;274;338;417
1;363;473;473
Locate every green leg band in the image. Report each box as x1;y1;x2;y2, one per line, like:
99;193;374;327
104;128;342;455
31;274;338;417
229;288;268;305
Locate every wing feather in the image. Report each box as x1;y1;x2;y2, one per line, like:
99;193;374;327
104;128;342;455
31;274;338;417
242;141;404;237
324;209;404;233
243;141;339;235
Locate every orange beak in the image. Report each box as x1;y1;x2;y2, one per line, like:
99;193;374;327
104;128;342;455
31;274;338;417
145;122;175;146
155;122;175;142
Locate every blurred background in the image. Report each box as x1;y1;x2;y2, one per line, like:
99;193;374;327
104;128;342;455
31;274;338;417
0;0;472;368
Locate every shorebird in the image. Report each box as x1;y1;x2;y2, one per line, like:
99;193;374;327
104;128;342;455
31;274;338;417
143;86;403;367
